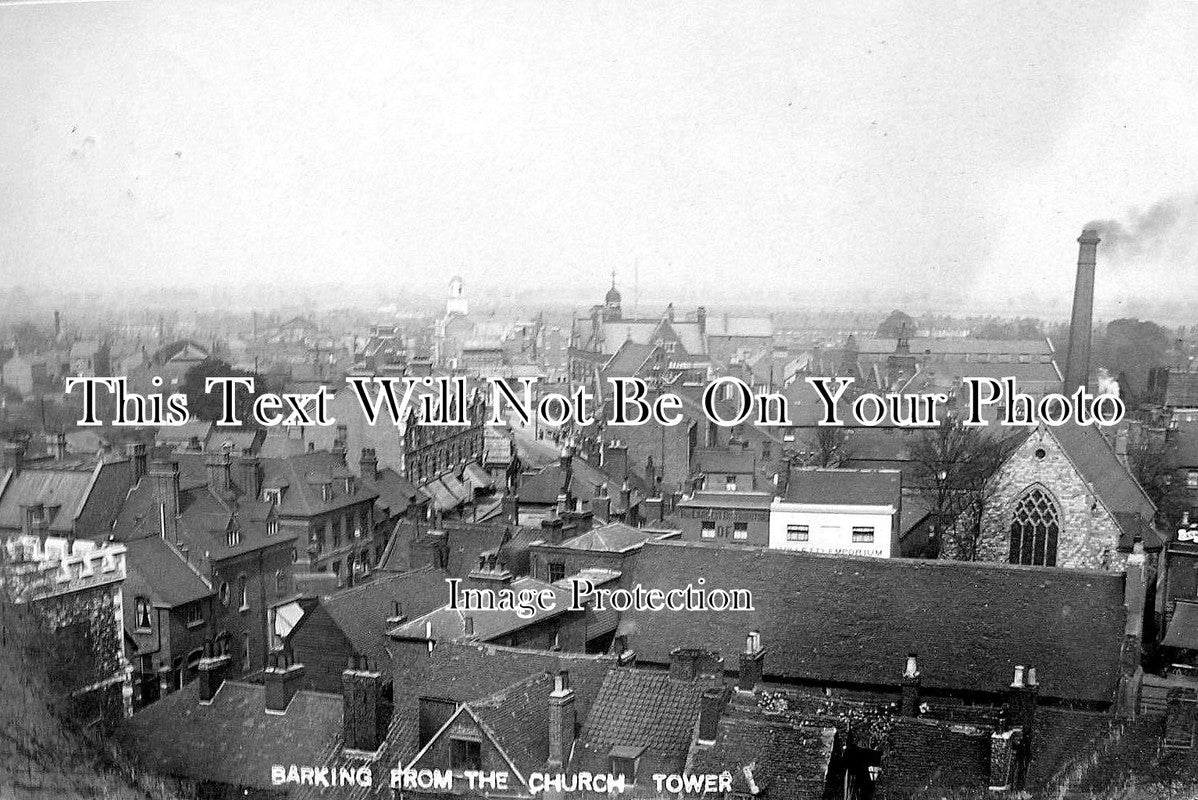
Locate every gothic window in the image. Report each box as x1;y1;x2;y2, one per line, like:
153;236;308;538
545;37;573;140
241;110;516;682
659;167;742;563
1008;487;1060;567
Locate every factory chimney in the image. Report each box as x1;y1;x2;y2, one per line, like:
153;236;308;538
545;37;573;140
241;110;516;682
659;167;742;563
1063;229;1100;393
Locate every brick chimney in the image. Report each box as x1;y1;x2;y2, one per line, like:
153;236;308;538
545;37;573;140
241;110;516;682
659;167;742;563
669;648;724;681
341;655;392;752
1063;229;1100;393
591;483;611;523
126;442;147;484
359;448;379;481
502;491;519;524
697;687;724;744
197;642;233;704
604;440;628;480
48;432;68;461
900;653;921;716
696;306;707;335
1004;664;1039;746
150;459;180;542
264;650;306;713
237;451;261;499
548;671;575;770
737;630;764;691
541;506;566;546
3;441;25;475
467;551;514;588
205;450;232;495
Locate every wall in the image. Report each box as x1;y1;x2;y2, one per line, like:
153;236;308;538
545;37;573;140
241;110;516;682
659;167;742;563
768;503;897;557
675;502;770;547
971;429;1126;571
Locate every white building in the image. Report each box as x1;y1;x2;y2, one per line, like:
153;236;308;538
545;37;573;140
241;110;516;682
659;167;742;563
769;468;901;558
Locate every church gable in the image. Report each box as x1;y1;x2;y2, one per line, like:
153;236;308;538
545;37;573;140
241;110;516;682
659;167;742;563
975;427;1126;572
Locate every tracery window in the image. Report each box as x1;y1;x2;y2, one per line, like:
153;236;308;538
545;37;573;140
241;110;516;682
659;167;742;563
1008;487;1059;567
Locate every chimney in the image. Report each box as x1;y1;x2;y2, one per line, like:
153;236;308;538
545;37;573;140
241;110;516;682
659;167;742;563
620;481;634;526
696;306;707;335
359;448;379;481
197;643;233;704
738;631;764;691
3;441;25;475
697;687;724;744
1063;229;1100;393
548;671;576;770
342;655;392;752
502;492;519;525
592;483;611;523
900;653;921;716
556;492;570;517
237;451;261;499
1004;665;1039;745
49;432;68;461
150;459;181;542
126;442;147;484
205;451;232;495
467;550;514;588
612;634;635;665
264;650;306;713
669;648;723;681
604;441;628;480
540;507;566;546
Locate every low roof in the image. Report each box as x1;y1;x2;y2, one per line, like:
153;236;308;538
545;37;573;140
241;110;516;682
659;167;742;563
679;491;773;511
781;467;902;507
116;681;341;790
316;567;449;663
123;535;213;607
622;540;1127;704
1163;601;1198;650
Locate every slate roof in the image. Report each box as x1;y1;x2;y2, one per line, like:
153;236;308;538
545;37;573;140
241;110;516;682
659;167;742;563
0;462;102;534
679;491;774;511
389;576;574;644
116;681;341;790
781;467;902;507
602;340;657;377
556;522;661;553
315;567;450;663
261;452;379;517
575;667;716;770
855;338;1053;357
622;540;1127;704
123;535;213;607
1050;422;1156;522
1162;600;1198;649
693;447;758;475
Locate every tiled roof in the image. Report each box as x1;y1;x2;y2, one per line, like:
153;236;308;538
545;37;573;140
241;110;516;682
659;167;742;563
622;540;1127;703
465;672;553;779
575;668;715;768
261;452;379;517
782;467;902;507
688;716;835;799
317;568;448;663
116;681;341;790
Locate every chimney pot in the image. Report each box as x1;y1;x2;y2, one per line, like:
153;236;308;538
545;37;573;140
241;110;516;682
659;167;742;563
1011;665;1026;688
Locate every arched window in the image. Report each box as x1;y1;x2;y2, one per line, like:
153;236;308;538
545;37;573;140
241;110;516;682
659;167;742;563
1008;487;1060;567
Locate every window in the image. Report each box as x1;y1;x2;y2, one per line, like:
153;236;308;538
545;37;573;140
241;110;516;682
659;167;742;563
185;603;203;627
239;575;249;611
548;562;566;583
733;522;749;541
219;582;230;607
134;596;152;631
450;738;482;772
264;488;281;505
332;519;341;549
267;518;279;536
1188;471;1198;489
610;756;638;783
786;524;809;542
275;570;285;595
242;633;251;671
725;475;737;491
851;527;875;543
701;521;717;539
226;526;240;548
1008;487;1059;567
290;547;298;563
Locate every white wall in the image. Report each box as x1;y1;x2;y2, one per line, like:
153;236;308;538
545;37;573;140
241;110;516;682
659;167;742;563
768;502;897;557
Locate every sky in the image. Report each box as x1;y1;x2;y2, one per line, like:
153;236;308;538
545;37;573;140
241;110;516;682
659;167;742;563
1;0;1196;315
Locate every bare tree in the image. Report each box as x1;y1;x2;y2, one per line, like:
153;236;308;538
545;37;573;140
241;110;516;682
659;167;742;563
810;426;852;468
909;418;1009;560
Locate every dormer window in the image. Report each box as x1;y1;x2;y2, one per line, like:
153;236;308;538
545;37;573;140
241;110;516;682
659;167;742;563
321;483;331;502
267;518;279;536
226;527;241;548
134;596;152;631
264;488;281;505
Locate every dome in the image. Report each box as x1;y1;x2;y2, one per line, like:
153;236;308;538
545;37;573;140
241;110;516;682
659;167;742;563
605;285;622;304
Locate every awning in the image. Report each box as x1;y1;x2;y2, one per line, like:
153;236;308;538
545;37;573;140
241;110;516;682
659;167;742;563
1164;601;1198;650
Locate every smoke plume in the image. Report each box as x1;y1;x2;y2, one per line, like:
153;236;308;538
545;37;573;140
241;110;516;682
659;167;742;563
1086;193;1198;261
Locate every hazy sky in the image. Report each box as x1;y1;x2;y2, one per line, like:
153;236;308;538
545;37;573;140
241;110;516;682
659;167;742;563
1;0;1196;312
